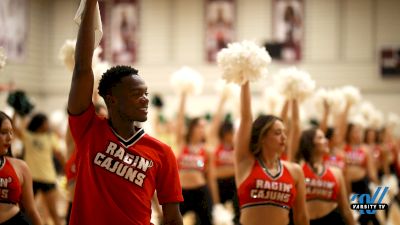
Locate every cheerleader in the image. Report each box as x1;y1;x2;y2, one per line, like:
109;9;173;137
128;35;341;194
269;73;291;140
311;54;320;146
0;111;42;225
297;128;355;225
235;81;308;225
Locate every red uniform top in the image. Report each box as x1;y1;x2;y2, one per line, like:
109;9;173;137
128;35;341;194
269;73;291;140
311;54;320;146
303;163;339;202
344;145;367;168
214;144;234;167
68;104;183;225
0;158;21;204
323;154;346;170
177;146;207;172
64;150;77;183
238;159;296;210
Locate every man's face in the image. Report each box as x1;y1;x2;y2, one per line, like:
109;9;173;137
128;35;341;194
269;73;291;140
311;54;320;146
111;75;149;122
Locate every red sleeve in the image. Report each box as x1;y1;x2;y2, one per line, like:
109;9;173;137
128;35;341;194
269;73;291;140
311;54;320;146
156;146;184;205
68;104;96;146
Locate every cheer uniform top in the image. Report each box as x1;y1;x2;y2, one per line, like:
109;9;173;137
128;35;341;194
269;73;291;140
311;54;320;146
238;159;296;210
303;163;339;202
69;104;183;225
214;144;234;167
323;154;346;170
344;145;367;168
0;158;21;204
178;146;207;172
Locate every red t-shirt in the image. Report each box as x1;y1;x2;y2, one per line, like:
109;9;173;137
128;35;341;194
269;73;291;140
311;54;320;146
0;158;21;204
64;149;77;183
68;104;183;225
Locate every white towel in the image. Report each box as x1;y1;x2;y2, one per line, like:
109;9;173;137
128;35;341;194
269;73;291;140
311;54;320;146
74;0;103;47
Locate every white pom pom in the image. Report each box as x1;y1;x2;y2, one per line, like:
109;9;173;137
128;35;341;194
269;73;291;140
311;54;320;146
93;61;111;81
359;101;375;121
341;85;362;105
217;40;271;85
275;67;316;101
214;79;240;98
212;204;233;225
350;114;367;128
369;110;384;129
0;47;7;70
313;88;336;114
59;39;105;73
387;112;400;127
170;66;204;95
59;39;76;71
263;87;284;115
330;88;346;115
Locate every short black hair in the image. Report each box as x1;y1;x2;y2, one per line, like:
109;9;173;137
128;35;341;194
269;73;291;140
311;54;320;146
98;65;139;98
27;113;48;132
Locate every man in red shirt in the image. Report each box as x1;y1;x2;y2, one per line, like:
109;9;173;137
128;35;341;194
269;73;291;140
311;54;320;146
67;0;184;224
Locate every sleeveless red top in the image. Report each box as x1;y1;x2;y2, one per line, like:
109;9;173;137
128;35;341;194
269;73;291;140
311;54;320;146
323;153;346;170
178;146;207;172
0;158;22;204
303;163;339;202
344;145;367;168
214;144;234;167
238;159;297;210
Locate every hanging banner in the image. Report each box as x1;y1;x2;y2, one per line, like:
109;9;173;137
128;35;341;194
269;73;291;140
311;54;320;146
100;0;139;64
205;0;235;63
0;0;29;62
266;0;304;62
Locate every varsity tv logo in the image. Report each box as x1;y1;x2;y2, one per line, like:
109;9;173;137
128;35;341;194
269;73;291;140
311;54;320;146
350;186;389;214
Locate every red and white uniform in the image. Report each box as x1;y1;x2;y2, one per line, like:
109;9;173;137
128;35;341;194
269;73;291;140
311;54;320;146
303;163;339;202
69;104;183;225
214;144;234;167
178;146;207;172
344;145;367;168
238;159;296;210
0;158;21;204
323;154;346;170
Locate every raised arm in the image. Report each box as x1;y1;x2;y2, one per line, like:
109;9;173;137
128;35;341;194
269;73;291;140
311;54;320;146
287;99;301;162
175;92;187;150
67;0;97;115
234;82;254;173
333;101;352;147
280;99;290;128
207;92;228;148
319;100;330;134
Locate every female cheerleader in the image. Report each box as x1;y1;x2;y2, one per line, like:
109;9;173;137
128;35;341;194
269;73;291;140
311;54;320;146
0;111;42;225
175;91;219;225
297;128;355;225
235;81;308;225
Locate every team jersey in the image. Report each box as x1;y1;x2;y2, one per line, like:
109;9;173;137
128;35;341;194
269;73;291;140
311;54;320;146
0;158;21;204
238;159;296;210
214;144;234;167
344;145;367;168
177;146;207;172
68;104;183;225
303;163;339;202
323;153;346;170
